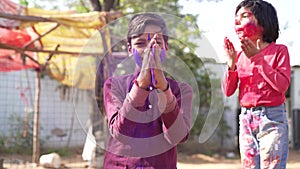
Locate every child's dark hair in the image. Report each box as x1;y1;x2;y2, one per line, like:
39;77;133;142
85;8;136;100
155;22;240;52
127;13;168;45
236;0;279;43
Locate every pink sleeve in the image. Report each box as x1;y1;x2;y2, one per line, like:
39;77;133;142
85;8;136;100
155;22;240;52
160;83;193;145
103;78;149;137
250;45;291;93
222;66;239;97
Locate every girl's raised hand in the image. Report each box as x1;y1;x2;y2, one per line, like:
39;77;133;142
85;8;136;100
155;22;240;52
224;37;237;70
240;37;261;58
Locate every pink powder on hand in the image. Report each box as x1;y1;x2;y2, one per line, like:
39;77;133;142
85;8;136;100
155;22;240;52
224;37;234;49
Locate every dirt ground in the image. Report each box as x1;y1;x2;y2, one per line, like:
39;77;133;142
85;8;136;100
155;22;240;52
2;149;300;169
177;149;300;169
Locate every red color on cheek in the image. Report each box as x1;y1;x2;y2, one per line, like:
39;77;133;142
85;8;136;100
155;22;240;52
237;22;262;38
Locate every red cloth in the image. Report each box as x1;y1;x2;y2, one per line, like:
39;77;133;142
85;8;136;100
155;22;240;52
222;42;291;108
0;27;33;47
0;27;39;71
0;50;39;72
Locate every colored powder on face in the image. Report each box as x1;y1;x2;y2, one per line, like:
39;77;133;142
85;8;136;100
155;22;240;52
160;49;165;62
237;22;262;38
132;47;165;68
133;48;143;67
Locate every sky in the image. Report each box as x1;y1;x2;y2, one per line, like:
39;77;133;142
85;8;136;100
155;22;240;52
179;0;300;66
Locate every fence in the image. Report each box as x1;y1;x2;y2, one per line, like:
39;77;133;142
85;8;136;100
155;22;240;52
0;69;94;151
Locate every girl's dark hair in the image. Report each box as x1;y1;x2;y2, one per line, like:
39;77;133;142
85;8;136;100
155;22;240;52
236;0;279;42
127;13;168;45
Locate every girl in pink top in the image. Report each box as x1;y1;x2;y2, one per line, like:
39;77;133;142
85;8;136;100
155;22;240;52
222;0;291;168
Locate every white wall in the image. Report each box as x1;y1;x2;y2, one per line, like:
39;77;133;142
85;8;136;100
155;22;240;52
291;67;300;109
0;70;91;148
290;66;300;149
204;62;239;150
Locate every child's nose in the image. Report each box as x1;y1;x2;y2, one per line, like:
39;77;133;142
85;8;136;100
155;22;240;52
235;19;240;25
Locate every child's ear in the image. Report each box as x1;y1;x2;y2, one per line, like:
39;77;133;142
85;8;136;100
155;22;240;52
165;42;169;51
127;42;132;54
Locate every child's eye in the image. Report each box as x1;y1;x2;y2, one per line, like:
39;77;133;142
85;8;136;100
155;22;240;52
242;12;253;18
235;12;253;20
135;42;146;46
241;14;249;18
